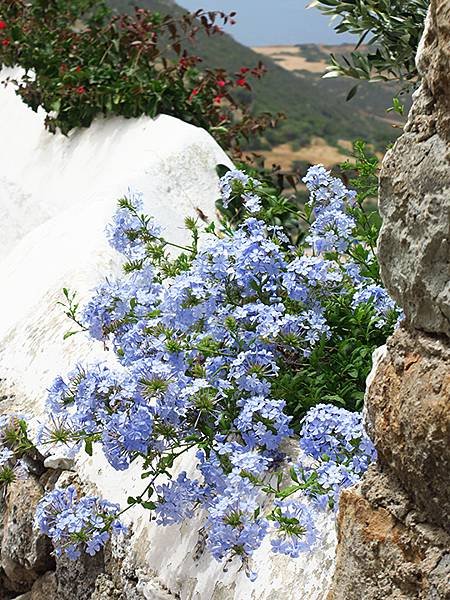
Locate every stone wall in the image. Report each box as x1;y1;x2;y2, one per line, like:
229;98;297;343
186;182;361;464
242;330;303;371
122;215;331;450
327;2;450;598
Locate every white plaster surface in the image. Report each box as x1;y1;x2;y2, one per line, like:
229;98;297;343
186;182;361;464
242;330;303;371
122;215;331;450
0;68;337;599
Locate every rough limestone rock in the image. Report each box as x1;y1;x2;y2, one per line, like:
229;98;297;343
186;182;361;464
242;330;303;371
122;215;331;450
377;1;450;337
328;466;450;600
54;550;106;600
0;72;337;597
1;477;54;593
328;2;450;598
30;571;57;599
366;327;450;531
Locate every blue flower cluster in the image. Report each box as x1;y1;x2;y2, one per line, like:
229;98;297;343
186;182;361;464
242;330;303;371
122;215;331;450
270;499;317;558
35;485;125;559
303;165;402;325
298;403;377;508
219;169;261;212
36;165;391;573
105;190;162;260
352;283;399;327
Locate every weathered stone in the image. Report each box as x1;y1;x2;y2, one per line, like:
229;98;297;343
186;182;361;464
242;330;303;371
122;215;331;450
43;455;75;471
327;465;450;600
88;536;146;600
1;476;54;592
30;571;57;599
329;3;450;598
366;327;450;531
55;549;104;600
378;0;450;337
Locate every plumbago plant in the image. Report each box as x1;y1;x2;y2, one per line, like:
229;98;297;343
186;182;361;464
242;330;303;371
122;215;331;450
1;166;400;578
0;0;278;153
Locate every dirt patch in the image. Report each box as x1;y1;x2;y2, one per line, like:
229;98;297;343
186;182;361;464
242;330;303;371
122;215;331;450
252;45;328;74
261;137;351;170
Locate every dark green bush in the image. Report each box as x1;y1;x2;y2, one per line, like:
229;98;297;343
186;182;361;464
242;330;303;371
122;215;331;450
0;0;280;153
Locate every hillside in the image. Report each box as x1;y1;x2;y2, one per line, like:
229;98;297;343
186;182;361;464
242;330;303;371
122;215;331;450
109;0;406;168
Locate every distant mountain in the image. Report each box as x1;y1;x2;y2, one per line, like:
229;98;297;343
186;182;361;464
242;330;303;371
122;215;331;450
109;0;408;167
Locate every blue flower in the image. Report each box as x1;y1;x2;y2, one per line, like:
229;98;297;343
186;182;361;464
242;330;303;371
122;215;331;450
206;475;269;560
106;189;161;260
270;499;317;558
36;486;124;559
219;170;260;209
155;472;203;525
298;404;376;507
352;283;399;327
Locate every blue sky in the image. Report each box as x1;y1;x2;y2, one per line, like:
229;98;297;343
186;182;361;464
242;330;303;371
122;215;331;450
177;0;355;46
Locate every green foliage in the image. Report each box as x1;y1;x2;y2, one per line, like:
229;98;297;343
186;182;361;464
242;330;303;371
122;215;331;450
1;416;35;457
0;0;407;155
279;297;391;425
113;0;404;152
387;96;406;116
312;0;429;85
0;0;278;153
219;141;390;424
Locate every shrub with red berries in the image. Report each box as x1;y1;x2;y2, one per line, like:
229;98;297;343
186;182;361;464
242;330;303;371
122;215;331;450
0;0;279;154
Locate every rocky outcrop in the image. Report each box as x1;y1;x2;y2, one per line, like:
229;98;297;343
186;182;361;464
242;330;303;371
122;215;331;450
377;0;450;337
0;469;148;599
330;466;450;600
0;477;54;595
366;328;450;531
328;1;450;598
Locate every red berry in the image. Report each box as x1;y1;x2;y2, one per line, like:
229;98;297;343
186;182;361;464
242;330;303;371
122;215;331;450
75;85;86;95
0;21;6;31
1;38;10;47
240;67;249;74
236;78;246;87
217;80;226;88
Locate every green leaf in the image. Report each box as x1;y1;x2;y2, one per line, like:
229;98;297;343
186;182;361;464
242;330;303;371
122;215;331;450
63;330;78;340
346;84;359;101
84;439;93;456
277;485;300;499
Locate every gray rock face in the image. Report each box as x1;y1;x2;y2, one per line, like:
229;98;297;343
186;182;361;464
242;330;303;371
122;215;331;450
0;477;54;593
366;327;450;531
0;469;148;599
328;1;450;598
378;0;450;337
327;466;450;600
30;571;57;599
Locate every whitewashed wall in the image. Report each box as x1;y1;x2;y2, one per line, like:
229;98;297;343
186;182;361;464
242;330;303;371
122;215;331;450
0;69;336;599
